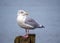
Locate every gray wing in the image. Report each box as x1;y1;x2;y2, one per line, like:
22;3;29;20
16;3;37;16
25;17;40;28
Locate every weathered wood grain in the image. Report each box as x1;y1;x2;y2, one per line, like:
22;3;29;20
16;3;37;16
14;34;35;43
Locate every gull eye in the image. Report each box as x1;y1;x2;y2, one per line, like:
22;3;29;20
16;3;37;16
20;11;24;13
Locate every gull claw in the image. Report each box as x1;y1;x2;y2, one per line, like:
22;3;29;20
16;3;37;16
22;34;29;38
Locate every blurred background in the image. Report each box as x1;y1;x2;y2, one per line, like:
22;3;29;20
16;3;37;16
0;0;60;43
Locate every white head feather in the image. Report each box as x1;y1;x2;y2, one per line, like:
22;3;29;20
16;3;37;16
17;10;29;16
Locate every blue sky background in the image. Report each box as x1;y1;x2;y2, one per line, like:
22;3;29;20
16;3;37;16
0;0;60;43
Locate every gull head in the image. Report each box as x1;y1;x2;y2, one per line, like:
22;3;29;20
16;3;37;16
17;10;29;16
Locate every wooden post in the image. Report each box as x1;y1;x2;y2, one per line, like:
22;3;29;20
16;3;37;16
14;34;35;43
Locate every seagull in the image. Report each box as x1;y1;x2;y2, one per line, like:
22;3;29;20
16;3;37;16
17;10;44;38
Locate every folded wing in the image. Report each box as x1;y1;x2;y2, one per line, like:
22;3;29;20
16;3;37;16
25;17;40;28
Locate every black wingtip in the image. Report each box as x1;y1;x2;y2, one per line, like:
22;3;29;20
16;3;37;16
41;25;45;28
39;25;45;28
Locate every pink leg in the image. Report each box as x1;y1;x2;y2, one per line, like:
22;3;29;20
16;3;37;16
25;29;28;35
22;29;28;38
27;29;29;34
25;28;29;35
